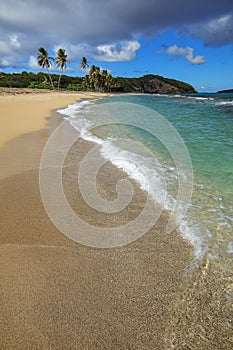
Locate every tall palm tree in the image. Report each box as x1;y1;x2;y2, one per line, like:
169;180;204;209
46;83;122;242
89;65;96;78
93;66;101;91
56;48;70;90
88;65;96;89
37;47;54;89
88;65;102;91
101;70;112;91
80;57;89;89
80;56;88;70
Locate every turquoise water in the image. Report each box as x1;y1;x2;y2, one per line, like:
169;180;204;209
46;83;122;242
59;93;233;265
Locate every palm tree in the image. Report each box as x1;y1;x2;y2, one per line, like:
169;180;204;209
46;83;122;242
101;69;108;90
80;56;88;70
80;57;89;89
89;64;96;78
88;65;96;89
56;48;70;90
93;66;101;91
88;65;102;91
37;47;54;89
101;70;113;91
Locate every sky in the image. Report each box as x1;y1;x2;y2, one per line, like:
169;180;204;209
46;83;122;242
0;0;233;92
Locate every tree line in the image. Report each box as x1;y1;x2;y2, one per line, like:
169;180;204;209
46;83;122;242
0;50;196;94
36;47;119;92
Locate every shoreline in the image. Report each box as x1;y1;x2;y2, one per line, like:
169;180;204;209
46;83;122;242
0;90;112;151
0;91;231;349
0;90;112;181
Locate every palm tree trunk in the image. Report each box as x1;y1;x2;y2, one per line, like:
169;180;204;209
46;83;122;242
58;69;63;90
46;68;54;89
58;74;61;90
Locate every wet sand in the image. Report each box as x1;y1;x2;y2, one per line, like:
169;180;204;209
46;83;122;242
0;90;232;349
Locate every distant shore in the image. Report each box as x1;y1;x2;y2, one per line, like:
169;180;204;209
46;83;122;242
217;88;233;93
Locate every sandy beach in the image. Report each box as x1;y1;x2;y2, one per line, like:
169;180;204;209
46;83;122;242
0;89;231;349
0;88;111;150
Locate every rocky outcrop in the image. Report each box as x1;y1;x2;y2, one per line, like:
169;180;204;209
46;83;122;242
140;75;185;94
117;74;197;94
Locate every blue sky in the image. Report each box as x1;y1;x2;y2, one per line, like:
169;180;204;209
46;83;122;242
1;0;233;92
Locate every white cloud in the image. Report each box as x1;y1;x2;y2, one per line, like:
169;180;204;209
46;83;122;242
0;33;23;68
53;40;141;63
159;45;206;65
0;58;10;67
28;56;40;70
211;14;231;29
53;43;91;61
10;34;20;49
0;33;21;55
94;41;141;62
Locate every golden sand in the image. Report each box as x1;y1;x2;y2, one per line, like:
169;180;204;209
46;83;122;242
0;90;111;180
0;90;110;151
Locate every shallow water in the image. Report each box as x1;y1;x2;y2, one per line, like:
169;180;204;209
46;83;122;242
58;93;233;268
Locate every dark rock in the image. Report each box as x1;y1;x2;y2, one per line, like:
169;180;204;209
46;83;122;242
116;74;197;94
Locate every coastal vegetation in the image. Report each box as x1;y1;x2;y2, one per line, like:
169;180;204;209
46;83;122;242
0;47;196;94
0;46;197;93
0;71;196;94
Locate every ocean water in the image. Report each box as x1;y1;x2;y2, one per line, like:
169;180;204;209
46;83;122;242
58;93;233;267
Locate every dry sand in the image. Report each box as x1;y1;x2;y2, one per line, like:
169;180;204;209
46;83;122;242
0;89;232;349
0;89;110;150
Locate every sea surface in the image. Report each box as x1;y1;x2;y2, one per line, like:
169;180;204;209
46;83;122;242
58;93;233;268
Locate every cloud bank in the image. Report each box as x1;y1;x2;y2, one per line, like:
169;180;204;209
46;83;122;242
186;14;233;46
0;0;232;68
